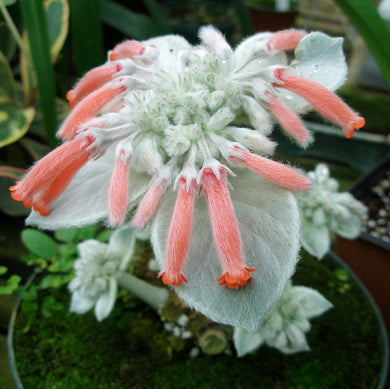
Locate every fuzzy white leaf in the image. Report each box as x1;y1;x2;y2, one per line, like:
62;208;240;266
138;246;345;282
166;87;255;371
142;35;190;67
94;277;118;321
234;32;287;73
151;171;300;332
293;32;347;91
108;225;137;271
69;291;95;314
281;32;347;112
301;221;330;259
289;286;333;319
282;324;310;354
334;212;362;239
26;155;150;230
233;327;265;357
77;240;108;262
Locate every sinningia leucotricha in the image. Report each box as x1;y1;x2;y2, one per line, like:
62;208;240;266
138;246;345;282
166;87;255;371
10;27;364;331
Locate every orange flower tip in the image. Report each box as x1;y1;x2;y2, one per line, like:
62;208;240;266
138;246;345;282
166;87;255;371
33;205;50;217
343;117;364;139
354;117;365;130
267;29;306;52
109;40;146;62
300;179;311;192
158;270;188;286
217;267;255;289
66;90;76;108
22;199;32;209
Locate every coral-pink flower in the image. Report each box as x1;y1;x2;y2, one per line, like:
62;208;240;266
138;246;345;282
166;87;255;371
10;27;363;330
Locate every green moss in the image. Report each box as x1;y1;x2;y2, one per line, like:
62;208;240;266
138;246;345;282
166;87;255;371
12;254;386;389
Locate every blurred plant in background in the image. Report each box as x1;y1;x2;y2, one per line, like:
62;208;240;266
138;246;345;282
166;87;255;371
0;0;173;216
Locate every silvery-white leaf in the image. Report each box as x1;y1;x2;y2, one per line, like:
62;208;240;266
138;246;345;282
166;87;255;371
286;32;347;113
69;291;96;314
262;312;283;339
334;212;362;239
68;276;82;292
313;163;330;183
292;316;311;332
301;221;330;259
151;171;300;332
94;277;118;321
289;286;333;319
282;324;310;354
142;35;190;67
234;32;287;73
77;240;108;261
312;207;326;226
270;330;288;349
233;327;265;357
27;154;149;230
107;225;137;271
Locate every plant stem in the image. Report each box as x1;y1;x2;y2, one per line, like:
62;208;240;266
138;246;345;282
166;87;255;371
0;0;28;57
117;273;169;311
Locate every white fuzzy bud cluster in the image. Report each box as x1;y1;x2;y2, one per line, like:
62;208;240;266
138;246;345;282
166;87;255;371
296;164;367;258
233;281;333;356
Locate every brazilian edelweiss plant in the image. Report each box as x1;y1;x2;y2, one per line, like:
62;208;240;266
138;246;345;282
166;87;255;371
296;163;367;259
10;27;364;332
233;281;333;356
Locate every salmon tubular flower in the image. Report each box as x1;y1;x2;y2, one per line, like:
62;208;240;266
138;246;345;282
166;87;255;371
10;27;362;331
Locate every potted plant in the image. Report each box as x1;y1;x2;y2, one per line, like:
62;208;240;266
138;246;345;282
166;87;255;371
161;1;237;43
1;0;389;385
335;153;390;335
246;0;300;32
5;230;389;388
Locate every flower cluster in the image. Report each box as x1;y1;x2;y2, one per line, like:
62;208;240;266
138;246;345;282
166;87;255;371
233;281;333;356
296;164;367;259
68;226;136;321
10;27;363;330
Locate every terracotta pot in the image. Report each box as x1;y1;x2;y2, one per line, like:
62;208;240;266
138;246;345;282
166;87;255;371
247;4;298;32
335;153;390;335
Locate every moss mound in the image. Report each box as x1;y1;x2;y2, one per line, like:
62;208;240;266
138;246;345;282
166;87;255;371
12;254;387;389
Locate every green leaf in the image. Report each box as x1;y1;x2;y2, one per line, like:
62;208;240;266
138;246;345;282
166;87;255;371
55;228;79;242
40;273;73;289
21;228;57;259
96;229;113;243
76;225;96;241
0;21;17;61
47;255;74;272
230;0;254;36
0;50;16;99
20;34;37;106
0;96;35;148
142;0;171;34
334;0;390;89
19;0;58;147
19;137;49;161
68;0;105;76
57;243;77;258
2;0;17;6
41;295;64;318
45;0;69;63
0;274;21;294
0;266;7;275
0;176;29;216
20;285;38;301
0;165;24;179
101;0;166;40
